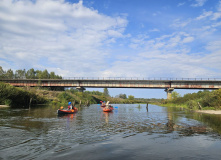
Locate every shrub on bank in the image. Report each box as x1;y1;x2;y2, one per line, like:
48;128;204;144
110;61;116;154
166;89;221;110
0;82;48;107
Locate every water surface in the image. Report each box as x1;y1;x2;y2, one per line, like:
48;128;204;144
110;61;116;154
0;104;221;160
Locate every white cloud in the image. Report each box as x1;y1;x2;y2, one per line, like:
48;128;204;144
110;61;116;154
191;0;207;7
110;28;220;78
149;28;160;32
0;0;128;77
205;40;221;51
212;12;221;20
183;36;194;43
177;2;185;7
196;11;213;20
218;1;221;12
171;18;192;28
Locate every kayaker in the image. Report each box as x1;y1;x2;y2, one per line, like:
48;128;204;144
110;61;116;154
102;101;105;106
68;102;72;110
105;101;110;109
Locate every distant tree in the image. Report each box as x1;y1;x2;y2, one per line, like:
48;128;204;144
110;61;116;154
35;70;42;79
119;93;127;99
50;72;56;79
128;95;134;100
103;88;110;97
26;68;36;79
5;69;14;78
0;66;62;80
15;69;26;79
41;69;50;79
0;66;5;78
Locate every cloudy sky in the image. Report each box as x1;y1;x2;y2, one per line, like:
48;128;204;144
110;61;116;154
0;0;221;98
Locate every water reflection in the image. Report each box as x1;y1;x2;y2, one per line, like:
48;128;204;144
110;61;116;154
101;112;113;124
187;112;221;135
57;113;77;120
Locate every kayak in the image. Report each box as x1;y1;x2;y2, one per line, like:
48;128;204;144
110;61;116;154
57;108;78;114
103;107;114;112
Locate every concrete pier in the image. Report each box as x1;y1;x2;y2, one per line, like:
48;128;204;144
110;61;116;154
165;88;174;100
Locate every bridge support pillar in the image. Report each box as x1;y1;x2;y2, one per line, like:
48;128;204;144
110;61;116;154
76;87;86;92
165;88;174;100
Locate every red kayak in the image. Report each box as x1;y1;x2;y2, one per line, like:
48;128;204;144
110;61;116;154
103;107;114;112
57;108;78;114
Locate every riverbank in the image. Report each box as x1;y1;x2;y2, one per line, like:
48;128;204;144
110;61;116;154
195;110;221;115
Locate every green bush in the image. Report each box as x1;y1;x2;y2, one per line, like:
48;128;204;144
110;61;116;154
168;89;221;110
186;100;198;109
0;82;47;107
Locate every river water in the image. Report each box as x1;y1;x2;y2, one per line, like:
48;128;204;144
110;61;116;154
0;104;221;160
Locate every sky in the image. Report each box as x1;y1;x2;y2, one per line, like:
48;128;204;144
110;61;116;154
0;0;221;98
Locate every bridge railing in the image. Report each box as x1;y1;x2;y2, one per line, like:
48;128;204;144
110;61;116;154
0;76;221;81
61;77;221;81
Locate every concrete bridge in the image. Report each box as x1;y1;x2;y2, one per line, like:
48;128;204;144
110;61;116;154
1;77;221;99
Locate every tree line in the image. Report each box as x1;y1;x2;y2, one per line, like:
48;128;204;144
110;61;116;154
0;66;62;79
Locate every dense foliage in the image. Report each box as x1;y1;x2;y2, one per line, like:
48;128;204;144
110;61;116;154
0;66;62;79
164;89;221;110
0;82;48;107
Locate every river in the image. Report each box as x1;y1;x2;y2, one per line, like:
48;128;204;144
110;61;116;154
0;104;221;160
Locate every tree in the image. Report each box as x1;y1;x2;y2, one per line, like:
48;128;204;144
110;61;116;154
50;72;56;79
171;91;181;100
26;68;36;79
128;95;134;100
0;66;5;78
103;88;110;97
15;69;26;79
5;69;14;78
41;69;50;79
35;70;42;79
119;93;127;99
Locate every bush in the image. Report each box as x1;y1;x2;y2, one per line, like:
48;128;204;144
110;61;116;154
186;100;198;109
168;89;221;110
0;82;47;107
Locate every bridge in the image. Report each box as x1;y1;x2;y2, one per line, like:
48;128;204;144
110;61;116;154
1;77;221;99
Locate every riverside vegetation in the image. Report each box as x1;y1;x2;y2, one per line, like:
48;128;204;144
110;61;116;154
159;89;221;110
0;82;157;108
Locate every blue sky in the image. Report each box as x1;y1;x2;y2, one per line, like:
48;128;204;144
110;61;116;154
0;0;221;98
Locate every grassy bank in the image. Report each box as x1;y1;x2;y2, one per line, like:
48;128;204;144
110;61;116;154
157;89;221;110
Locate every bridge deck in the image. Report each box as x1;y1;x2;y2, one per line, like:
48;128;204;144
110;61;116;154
1;78;221;89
